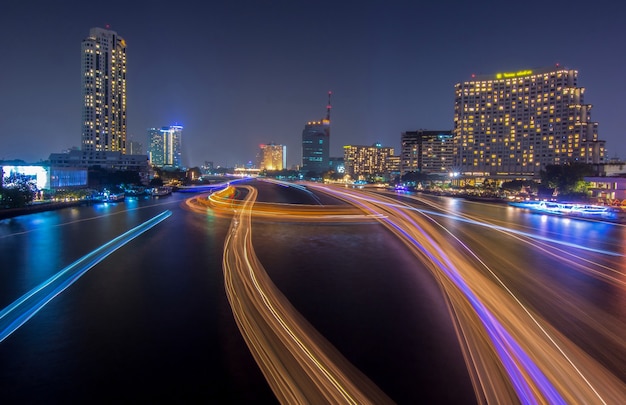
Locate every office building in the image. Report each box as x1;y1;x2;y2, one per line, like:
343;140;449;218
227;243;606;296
147;125;183;168
128;140;143;155
302;92;332;175
343;143;395;179
401;130;454;175
258;143;286;170
453;65;606;177
81;27;127;153
49;150;148;172
147;128;165;167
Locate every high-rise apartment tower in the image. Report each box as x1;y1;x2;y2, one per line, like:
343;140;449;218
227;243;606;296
81;27;127;153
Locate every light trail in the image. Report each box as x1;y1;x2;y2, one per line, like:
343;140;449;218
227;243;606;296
306;184;626;404
185;185;381;222
221;185;393;404
0;210;172;343
261;178;324;204
372;190;626;288
363;190;623;257
187;180;626;403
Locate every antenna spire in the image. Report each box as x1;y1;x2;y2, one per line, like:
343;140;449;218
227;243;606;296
326;91;332;121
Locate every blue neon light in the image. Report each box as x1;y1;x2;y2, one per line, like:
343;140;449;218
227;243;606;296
0;210;172;343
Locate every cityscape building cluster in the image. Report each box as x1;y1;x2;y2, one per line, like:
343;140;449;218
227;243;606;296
303;66;609;183
1;26;624;196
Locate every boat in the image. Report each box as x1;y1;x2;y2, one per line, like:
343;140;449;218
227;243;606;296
509;200;621;221
93;190;125;203
150;186;172;196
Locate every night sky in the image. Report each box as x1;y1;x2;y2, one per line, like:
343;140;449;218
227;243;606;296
1;0;625;168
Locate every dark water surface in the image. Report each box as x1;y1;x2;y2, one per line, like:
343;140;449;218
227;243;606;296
2;185;624;403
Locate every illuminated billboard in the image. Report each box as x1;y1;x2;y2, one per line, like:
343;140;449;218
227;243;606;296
1;165;49;189
495;70;533;79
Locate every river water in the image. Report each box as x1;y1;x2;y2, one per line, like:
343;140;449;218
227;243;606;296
3;184;623;403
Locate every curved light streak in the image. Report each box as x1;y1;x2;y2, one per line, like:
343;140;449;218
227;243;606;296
221;185;392;404
362;191;623;257
0;210;172;343
186;180;626;403
306;184;626;404
375;191;626;288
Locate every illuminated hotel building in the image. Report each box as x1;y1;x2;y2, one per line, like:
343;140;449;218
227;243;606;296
302;92;332;175
343;143;395;179
147;125;183;168
453;66;605;177
258;143;286;170
401;130;454;175
81;27;127;153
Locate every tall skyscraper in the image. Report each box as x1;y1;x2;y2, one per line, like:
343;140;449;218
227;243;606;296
147;125;183;168
453;65;605;176
301;92;331;175
81;27;127;153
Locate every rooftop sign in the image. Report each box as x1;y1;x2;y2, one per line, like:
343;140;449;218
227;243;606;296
495;70;533;79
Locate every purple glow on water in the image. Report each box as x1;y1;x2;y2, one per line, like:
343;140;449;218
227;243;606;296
316;186;565;403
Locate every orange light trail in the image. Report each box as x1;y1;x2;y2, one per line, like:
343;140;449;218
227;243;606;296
307;184;626;404
186;181;626;404
220;185;393;404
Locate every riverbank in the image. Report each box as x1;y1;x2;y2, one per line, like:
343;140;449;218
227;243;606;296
0;200;93;220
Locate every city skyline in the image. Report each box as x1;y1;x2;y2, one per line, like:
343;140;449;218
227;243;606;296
1;1;625;168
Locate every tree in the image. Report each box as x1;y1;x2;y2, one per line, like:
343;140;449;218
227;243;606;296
501;179;538;195
149;176;164;187
0;173;37;208
398;171;429;185
540;162;594;197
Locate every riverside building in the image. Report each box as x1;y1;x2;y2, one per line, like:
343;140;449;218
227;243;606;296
147;125;183;168
343;143;396;181
258;143;286;171
401;130;454;175
81;27;127;153
453;65;606;177
302;92;332;175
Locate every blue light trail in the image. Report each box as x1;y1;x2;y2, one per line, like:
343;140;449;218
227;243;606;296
0;210;172;343
338;191;624;257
